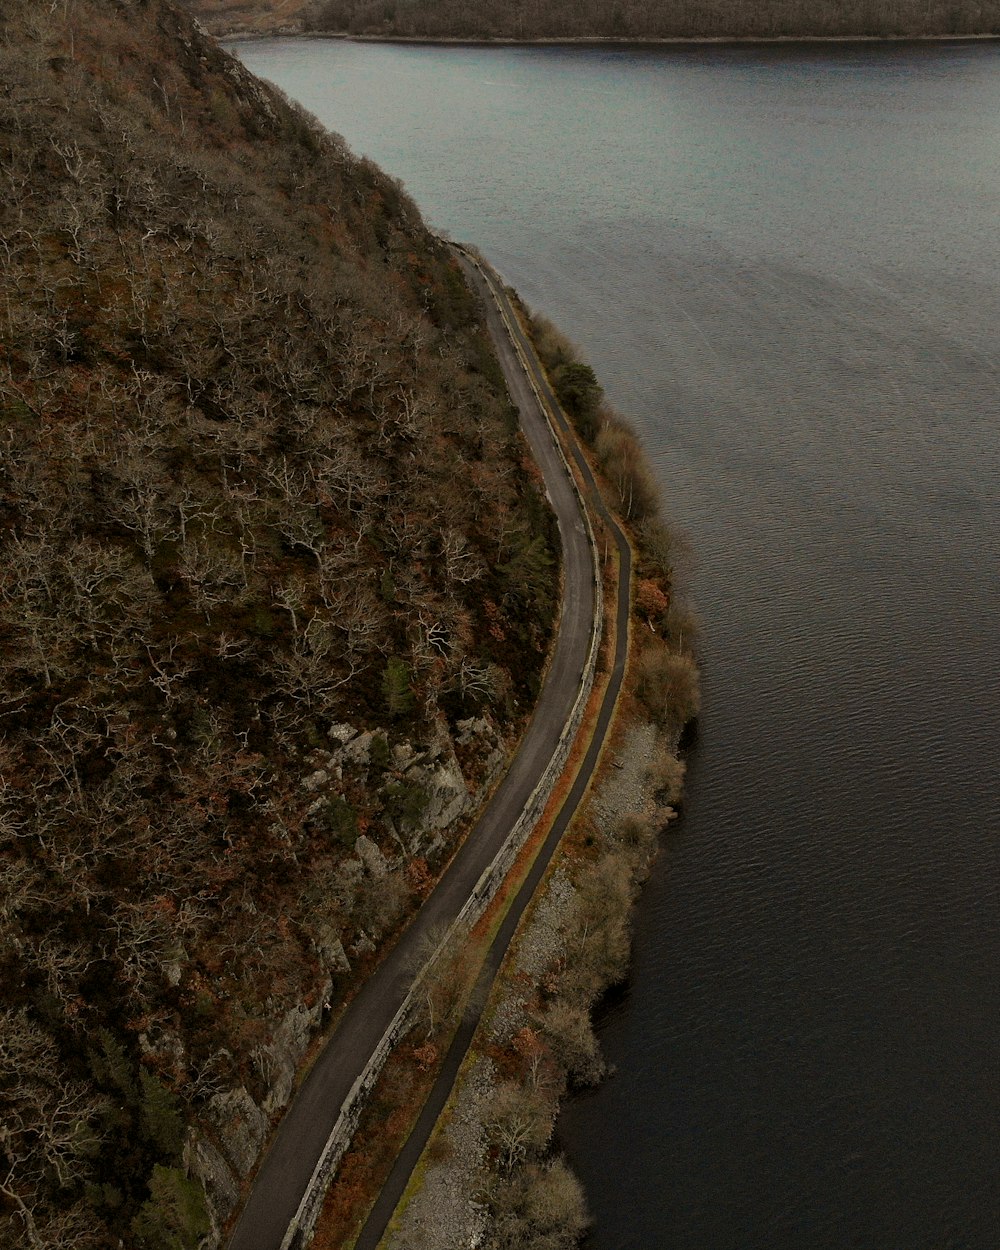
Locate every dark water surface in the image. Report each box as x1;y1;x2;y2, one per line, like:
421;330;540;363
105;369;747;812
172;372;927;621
232;38;1000;1250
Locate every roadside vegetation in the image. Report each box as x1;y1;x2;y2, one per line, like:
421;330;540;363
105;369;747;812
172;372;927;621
221;0;1000;40
452;307;699;1250
297;287;699;1250
528;309;700;725
345;309;699;1250
0;3;559;1246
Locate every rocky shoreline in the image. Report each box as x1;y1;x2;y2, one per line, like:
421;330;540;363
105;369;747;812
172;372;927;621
358;276;705;1250
384;717;682;1250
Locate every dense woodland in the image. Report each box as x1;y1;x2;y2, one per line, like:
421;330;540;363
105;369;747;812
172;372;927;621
182;0;1000;39
0;1;560;1245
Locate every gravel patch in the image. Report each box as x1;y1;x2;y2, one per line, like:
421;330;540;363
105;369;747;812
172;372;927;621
488;867;575;1047
590;721;660;832
385;1055;494;1250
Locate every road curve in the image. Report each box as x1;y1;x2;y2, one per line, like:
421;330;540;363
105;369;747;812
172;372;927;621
351;251;635;1250
226;258;599;1250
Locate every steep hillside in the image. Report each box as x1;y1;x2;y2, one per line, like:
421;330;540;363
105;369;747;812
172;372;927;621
0;2;557;1246
181;0;1000;39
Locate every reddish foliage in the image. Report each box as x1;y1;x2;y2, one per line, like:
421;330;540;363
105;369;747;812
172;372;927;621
407;856;433;895
412;1042;439;1072
636;577;670;624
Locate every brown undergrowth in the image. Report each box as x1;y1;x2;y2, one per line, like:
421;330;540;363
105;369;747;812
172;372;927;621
0;5;563;1244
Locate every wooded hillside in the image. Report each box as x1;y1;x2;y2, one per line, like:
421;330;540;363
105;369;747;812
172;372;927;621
0;2;557;1245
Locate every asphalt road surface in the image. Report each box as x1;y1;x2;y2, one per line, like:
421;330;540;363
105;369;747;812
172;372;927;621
351;253;634;1250
226;253;598;1250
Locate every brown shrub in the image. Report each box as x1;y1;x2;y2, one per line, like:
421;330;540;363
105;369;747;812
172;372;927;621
527;312;578;374
594;419;661;523
634;644;701;730
538;999;605;1088
617;812;658;858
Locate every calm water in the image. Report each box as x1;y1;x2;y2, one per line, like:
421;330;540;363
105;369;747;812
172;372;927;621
232;38;1000;1250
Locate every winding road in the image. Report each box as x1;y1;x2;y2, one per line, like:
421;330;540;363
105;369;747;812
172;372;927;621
226;250;626;1250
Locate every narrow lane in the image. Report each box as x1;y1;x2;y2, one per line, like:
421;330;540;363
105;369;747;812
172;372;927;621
226;254;599;1250
352;249;635;1250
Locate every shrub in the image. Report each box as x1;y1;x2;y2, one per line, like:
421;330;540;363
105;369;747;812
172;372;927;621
594;419;660;523
637;515;674;579
138;1070;186;1160
635;577;670;631
552;361;602;442
382;778;428;828
381;655;415;717
368;732;391;773
647;747;686;806
320;796;359;846
484;1157;589;1250
527;313;577;373
634;644;701;730
523;1157;589;1245
618;812;657;852
538;999;604;1087
485;1081;553;1175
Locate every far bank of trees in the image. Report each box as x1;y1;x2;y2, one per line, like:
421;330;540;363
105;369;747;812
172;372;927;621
305;0;1000;39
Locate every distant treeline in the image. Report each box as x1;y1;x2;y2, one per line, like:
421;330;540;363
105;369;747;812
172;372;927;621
305;0;999;38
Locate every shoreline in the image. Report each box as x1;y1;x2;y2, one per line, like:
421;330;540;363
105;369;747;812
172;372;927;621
220;29;1000;46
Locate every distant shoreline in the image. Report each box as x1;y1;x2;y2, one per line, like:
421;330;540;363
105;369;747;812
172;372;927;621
220;30;1000;46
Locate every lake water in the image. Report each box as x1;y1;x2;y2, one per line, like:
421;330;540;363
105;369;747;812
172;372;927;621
231;37;1000;1250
